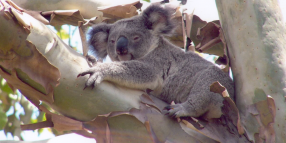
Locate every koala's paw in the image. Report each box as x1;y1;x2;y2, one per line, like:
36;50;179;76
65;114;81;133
77;67;104;89
163;104;189;118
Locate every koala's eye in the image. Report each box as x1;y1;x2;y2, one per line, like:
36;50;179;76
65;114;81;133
133;36;140;41
110;40;115;44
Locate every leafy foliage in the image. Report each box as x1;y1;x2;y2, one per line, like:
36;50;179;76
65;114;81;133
0;106;7;130
55;26;70;40
0;78;47;140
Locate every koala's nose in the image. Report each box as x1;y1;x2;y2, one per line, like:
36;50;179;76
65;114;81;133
116;36;128;55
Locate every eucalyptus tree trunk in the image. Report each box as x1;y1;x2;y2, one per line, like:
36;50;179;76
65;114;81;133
216;0;286;142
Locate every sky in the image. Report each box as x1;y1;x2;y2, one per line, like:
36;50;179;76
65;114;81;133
278;0;286;20
187;0;286;22
0;0;285;141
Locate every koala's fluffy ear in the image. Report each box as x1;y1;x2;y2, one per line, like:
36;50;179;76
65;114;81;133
142;5;175;35
88;23;111;59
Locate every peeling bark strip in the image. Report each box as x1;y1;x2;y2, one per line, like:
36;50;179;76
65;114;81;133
248;96;276;143
0;1;60;105
210;82;244;135
181;9;194;51
196;22;221;53
194;21;230;71
78;21;88;56
0;68;54;106
98;1;140;19
7;0;103;26
188;15;224;57
178;81;250;142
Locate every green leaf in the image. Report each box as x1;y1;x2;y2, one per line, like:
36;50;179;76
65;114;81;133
0;106;8;130
38;128;44;135
37;111;45;122
0;79;14;94
57;29;70;40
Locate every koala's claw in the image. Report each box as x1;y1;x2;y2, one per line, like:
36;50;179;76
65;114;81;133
77;73;84;78
163;104;188;118
86;74;102;87
77;68;104;90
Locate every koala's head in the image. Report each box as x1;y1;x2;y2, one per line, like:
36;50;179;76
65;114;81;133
88;5;175;61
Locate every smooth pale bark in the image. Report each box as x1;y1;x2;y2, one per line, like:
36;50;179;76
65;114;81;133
216;0;286;142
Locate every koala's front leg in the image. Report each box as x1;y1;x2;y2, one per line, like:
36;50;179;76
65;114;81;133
78;61;162;91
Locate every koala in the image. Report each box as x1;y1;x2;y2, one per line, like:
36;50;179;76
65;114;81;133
78;5;234;119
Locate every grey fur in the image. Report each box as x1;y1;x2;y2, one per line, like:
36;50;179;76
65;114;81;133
79;5;234;119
